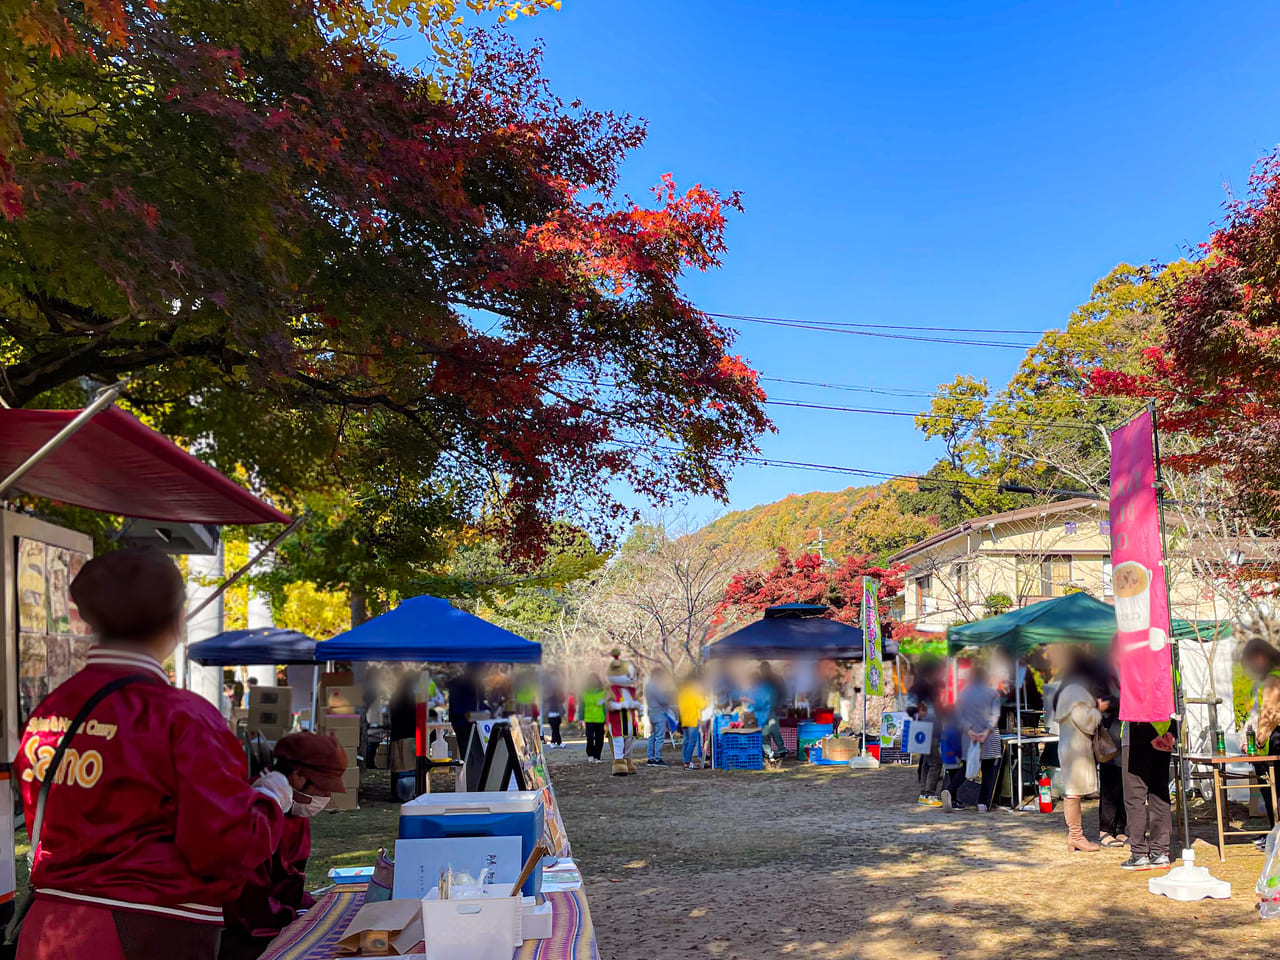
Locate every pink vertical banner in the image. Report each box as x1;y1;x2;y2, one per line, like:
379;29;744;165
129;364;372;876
1109;410;1175;722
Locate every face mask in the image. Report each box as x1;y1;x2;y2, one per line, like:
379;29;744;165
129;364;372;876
291;791;330;818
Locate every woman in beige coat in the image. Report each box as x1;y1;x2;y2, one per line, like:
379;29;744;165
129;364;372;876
1055;666;1105;852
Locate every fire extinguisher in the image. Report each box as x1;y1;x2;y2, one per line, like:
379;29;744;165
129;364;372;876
1037;770;1053;813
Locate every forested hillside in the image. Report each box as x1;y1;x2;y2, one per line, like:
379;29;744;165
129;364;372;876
698;481;938;565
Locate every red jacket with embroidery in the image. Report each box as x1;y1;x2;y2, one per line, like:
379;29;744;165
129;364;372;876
223;814;314;938
15;648;284;924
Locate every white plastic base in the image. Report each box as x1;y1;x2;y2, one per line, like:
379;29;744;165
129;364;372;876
847;755;879;770
1148;849;1232;901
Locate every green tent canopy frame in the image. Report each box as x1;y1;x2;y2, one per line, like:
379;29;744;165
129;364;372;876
946;591;1232;659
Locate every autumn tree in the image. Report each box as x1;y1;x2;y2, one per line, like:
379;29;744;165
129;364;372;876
1091;155;1280;522
0;1;770;601
562;519;754;674
714;547;906;629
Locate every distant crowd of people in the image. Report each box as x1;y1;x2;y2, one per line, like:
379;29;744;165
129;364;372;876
898;644;1280;871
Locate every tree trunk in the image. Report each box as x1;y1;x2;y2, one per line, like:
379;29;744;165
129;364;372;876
349;585;368;627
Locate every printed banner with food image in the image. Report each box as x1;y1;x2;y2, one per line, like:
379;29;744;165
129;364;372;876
861;577;884;696
1108;410;1174;722
17;538;47;634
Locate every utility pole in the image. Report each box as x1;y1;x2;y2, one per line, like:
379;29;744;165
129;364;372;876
807;527;830;562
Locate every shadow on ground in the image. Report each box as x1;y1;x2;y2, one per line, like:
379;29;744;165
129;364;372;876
546;741;1275;960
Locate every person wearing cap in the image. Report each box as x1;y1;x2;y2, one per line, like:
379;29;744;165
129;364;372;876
14;549;292;960
219;733;348;960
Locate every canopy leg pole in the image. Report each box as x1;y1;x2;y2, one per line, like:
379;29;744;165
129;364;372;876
185;517;305;623
1015;662;1024;811
0;380;127;498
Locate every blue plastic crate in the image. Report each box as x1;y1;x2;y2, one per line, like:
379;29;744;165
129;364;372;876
715;730;763;770
797;721;833;741
711;713;740;738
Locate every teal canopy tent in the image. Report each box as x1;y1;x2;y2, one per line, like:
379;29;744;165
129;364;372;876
947;591;1232;658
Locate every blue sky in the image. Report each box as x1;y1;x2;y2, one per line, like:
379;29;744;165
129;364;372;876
410;2;1280;523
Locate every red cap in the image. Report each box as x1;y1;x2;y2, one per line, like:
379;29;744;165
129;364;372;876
274;732;349;793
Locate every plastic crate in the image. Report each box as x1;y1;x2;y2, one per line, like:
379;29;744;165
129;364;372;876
715;731;763;770
711;713;740;738
797;721;833;741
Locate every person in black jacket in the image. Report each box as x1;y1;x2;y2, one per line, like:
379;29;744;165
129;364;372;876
1093;665;1127;847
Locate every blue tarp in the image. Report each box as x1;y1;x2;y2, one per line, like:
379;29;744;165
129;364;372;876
703;604;898;661
315;594;542;664
187;628;318;666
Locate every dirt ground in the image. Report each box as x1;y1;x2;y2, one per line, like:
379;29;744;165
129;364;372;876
545;742;1277;960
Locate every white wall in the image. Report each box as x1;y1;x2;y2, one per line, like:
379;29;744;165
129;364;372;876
182;543;227;713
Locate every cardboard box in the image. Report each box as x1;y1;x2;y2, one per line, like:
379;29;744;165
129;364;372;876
250;724;288;742
341;767;360;791
251;705;292;728
323;712;360;731
330;790;358;811
325;685;362;713
248;686;293;713
320;670;354;688
331;736;360;757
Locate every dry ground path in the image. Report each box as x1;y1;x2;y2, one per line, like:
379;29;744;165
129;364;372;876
546;744;1275;960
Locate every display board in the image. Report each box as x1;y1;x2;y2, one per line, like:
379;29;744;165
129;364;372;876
15;537;92;722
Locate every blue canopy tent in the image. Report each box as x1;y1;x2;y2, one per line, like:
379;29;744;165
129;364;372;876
315;594;542;663
703;603;898;661
187;627;318;666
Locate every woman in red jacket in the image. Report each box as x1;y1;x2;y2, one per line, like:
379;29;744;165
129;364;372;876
14;549;292;960
219;732;348;960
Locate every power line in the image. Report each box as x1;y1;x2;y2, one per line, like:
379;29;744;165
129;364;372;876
765;397;1101;430
710;313;1039;349
707;311;1045;336
760;376;1138;408
617;440;1061;493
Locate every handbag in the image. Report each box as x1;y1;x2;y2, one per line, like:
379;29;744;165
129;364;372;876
3;674;156;954
1069;711;1117;763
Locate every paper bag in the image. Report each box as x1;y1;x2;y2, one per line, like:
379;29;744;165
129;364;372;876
334;899;424;956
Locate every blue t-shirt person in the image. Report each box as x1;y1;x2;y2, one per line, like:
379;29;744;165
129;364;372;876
749;680;775;722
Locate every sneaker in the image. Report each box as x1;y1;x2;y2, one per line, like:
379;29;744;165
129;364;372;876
1255;836;1270;851
939;789;953;811
1120;855;1152;871
652;758;669;767
917;795;943;808
1148;854;1171;869
977;804;988;813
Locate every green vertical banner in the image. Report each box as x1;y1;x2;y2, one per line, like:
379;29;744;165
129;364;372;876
861;576;884;696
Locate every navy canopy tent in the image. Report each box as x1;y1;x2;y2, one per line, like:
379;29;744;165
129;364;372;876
315;594;541;663
187;628;317;666
703;603;898;661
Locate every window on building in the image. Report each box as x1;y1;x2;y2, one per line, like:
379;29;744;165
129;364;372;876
1064;521;1078;535
951;563;970;603
916;574;934;614
1041;555;1073;596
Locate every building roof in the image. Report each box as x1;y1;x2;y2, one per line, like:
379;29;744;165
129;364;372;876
888;497;1105;565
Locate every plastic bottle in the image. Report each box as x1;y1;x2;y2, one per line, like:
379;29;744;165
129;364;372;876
1256;824;1280;919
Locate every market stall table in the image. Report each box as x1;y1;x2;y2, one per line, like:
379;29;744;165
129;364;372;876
1184;753;1279;861
260;886;600;960
997;733;1058;810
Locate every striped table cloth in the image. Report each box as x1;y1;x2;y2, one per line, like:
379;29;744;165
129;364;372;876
260;887;599;960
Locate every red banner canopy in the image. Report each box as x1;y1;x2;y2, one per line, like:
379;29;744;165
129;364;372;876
0;407;289;525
